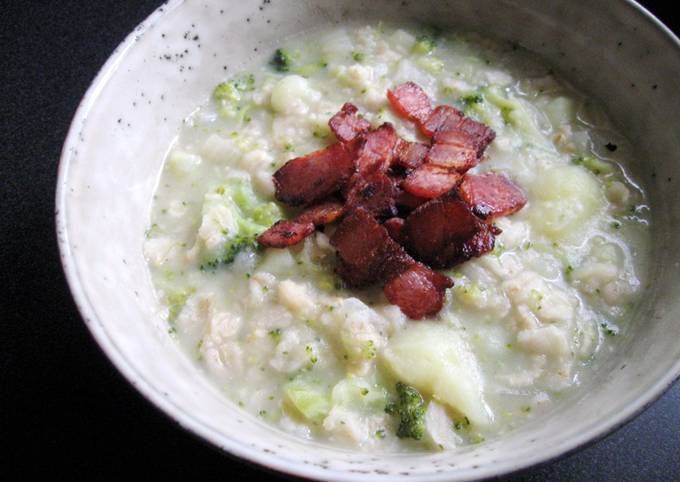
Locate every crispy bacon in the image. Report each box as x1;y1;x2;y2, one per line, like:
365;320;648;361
329;102;371;144
263;84;512;319
258;200;345;248
393;139;429;170
458;173;527;220
384;264;453;319
395;189;429;212
402;164;463;199
421;106;495;157
451;117;496;157
379;248;416;284
387;82;433;125
331;208;452;318
420;105;463;138
257;220;315;248
330;208;396;287
274;142;355;206
345;171;398;218
384;217;405;244
425;142;478;172
460;222;501;260
355;123;399;175
296;200;346;225
403;195;487;268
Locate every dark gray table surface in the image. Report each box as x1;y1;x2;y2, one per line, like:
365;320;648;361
2;1;678;480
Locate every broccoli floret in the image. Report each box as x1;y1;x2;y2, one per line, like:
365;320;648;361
212;74;256;119
166;287;196;323
413;34;436;54
460;93;483;107
385;382;426;440
199;235;258;271
270;48;293;72
197;179;282;271
213;82;241;103
351;51;365;62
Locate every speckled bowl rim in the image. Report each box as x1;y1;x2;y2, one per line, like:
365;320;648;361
55;1;680;480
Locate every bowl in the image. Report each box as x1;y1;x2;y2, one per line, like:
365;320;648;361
56;0;680;479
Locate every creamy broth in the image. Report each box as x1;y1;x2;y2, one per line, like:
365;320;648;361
144;24;650;451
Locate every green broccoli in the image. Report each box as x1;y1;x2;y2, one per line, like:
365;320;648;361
460;93;483;107
412;34;436;54
212;74;255;119
270;48;293;72
385;382;426;440
213;81;241;103
166;287;196;323
197;179;282;271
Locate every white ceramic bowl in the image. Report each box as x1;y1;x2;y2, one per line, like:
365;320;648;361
56;1;680;480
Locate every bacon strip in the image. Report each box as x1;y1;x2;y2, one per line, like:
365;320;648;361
393;139;429;171
403;194;494;268
329;102;371;144
355;123;399;175
395;189;428;212
295;200;346;225
458;173;527;220
402;164;463;199
425;142;478;171
273;142;355;206
449;117;496;157
420;105;464;138
262;85;515;319
384;264;453;320
460;222;501;260
257;200;345;248
330;208;397;287
331;208;452;319
257;220;315;248
387;82;433;125
384;217;405;244
345;171;398;218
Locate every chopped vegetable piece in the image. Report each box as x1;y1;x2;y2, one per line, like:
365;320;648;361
270;48;294;72
386;382;427;440
196;179;282;270
284;378;331;422
412;34;436;54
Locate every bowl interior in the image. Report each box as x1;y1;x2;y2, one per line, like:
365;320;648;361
56;0;680;480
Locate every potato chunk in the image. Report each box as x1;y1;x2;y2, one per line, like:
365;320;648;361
530;165;603;241
381;323;491;426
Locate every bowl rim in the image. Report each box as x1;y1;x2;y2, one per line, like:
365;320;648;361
55;0;680;480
